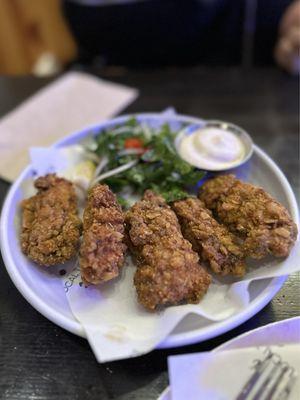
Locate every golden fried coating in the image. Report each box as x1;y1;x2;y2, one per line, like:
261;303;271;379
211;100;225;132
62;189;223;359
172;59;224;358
199;175;298;259
80;184;126;284
172;197;245;276
21;174;81;266
125;191;211;310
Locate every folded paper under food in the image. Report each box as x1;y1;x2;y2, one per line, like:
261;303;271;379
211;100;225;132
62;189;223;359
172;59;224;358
62;261;253;362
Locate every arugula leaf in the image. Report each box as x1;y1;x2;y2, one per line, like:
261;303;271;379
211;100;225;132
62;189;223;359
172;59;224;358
150;184;190;203
117;196;130;209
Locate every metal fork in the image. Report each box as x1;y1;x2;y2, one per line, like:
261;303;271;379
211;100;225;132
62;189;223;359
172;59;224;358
235;348;298;400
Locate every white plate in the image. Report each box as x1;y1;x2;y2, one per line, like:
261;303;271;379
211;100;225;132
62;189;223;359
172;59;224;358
0;113;298;349
158;316;300;400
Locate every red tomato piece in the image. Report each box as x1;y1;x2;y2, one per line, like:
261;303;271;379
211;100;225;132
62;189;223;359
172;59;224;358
124;138;144;149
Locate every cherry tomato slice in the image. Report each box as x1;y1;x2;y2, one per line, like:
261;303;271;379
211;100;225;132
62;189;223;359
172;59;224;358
124;138;144;149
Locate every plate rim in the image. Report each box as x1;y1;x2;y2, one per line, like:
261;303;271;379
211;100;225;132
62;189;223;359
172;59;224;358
0;112;298;349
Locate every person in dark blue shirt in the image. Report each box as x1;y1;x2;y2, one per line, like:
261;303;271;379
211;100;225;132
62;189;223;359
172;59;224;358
63;0;300;73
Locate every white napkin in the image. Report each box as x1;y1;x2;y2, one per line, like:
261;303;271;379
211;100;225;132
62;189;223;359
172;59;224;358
168;345;300;400
0;71;138;182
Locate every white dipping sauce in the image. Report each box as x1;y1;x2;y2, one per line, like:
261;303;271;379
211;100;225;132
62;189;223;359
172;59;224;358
178;127;245;170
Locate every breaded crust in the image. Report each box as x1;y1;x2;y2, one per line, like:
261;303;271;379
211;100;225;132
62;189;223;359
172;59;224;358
199;175;298;259
21;174;81;266
172;197;245;276
80;184;126;284
125;190;211;310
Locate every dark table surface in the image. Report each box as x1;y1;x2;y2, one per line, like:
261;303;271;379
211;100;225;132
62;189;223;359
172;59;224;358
0;67;299;400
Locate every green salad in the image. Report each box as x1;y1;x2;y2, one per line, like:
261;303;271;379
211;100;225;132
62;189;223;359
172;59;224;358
85;118;205;204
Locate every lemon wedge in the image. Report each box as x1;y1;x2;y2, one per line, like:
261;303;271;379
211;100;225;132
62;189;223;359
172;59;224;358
71;160;96;191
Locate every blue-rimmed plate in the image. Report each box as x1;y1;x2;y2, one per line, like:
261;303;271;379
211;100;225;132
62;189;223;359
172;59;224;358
0;113;298;349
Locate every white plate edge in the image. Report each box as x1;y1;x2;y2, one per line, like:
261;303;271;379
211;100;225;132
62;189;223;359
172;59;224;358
0;112;298;348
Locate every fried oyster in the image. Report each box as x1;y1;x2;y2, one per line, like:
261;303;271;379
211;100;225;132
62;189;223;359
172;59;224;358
21;174;81;266
125;190;211;310
199;174;298;259
172;197;245;276
80;184;126;284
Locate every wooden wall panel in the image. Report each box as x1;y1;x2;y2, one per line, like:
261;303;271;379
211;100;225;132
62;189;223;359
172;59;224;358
0;0;77;75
